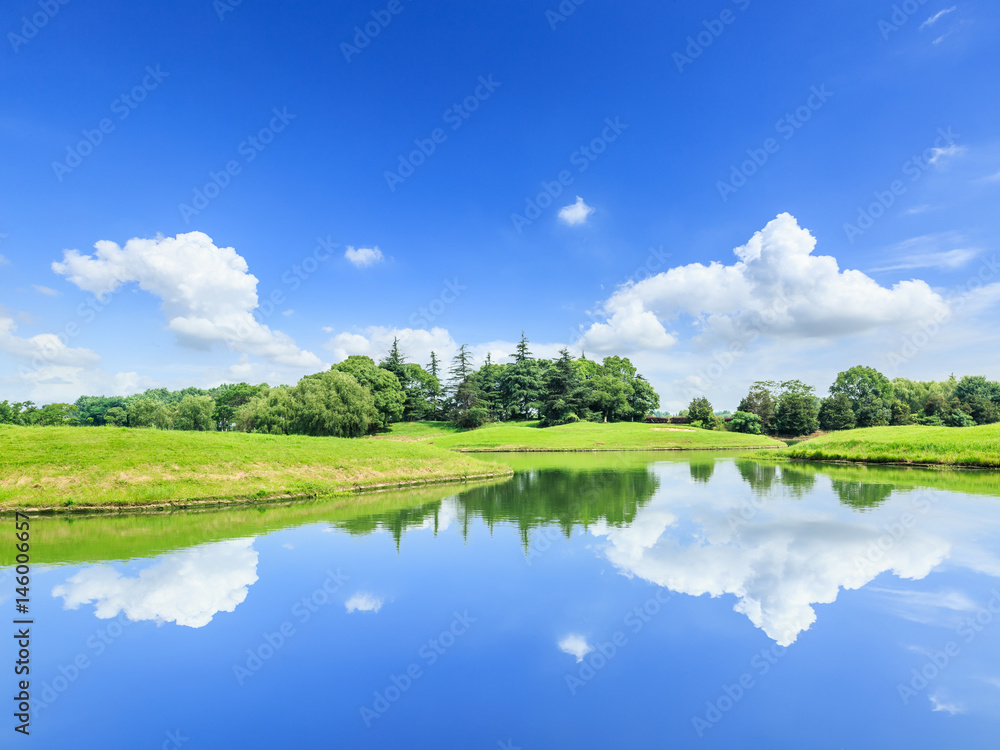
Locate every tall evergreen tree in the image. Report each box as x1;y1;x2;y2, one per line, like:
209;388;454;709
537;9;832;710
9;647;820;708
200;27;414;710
500;334;542;420
540;349;591;426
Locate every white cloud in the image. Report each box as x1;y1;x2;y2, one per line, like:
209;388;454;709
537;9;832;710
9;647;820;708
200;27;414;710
52;539;259;628
0;312;100;368
870;234;978;272
928;144;965;166
32;285;59;296
591;461;991;646
920;6;956;29
578;213;950;353
345;592;385;613
978;170;1000;184
558;196;595;226
558;634;593;662
51;232;322;369
344;246;384;268
0;254;8;265
326;325;457;366
929;693;965;715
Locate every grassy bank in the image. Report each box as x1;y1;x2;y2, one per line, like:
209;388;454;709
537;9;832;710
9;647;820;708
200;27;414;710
378;420;785;452
0;425;511;511
779;423;1000;468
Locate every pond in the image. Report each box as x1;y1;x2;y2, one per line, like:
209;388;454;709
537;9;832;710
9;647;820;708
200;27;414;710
6;452;1000;748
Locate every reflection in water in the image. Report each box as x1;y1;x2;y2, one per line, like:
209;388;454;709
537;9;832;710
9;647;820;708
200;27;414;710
331;467;661;550
830;480;895;510
52;539;259;628
688;459;715;484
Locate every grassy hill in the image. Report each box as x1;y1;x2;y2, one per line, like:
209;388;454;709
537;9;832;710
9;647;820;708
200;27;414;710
378;420;785;452
0;425;511;511
780;423;1000;468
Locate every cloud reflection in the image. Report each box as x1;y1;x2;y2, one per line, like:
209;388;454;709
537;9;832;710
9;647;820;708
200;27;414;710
52;539;259;628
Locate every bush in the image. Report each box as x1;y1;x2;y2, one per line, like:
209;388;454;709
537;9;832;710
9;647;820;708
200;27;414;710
729;411;762;435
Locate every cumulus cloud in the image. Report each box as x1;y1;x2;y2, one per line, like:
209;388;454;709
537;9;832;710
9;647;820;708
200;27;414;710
0;312;100;368
51;232;322;368
591;461;978;646
579;213;950;353
327;326;457;365
52;539;259;629
558;196;595;226
558;634;593;662
345;592;385;614
344;246;384;268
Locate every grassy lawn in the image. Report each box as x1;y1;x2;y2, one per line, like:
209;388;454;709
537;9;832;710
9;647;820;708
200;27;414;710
780;423;1000;468
0;425;511;511
378;420;784;452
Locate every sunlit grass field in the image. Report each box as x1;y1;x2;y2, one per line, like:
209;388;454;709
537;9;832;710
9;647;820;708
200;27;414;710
379;420;785;452
0;425;511;510
782;423;1000;468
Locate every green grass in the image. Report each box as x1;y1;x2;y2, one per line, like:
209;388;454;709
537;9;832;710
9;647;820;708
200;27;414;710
0;425;511;511
780;423;1000;468
379;420;784;452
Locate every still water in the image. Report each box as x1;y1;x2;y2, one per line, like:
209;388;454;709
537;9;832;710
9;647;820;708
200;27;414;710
5;452;1000;748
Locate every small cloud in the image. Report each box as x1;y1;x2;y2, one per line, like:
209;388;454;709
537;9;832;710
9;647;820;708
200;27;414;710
929;693;965;715
281;309;294;316
32;285;59;297
0;254;8;265
932;31;954;45
905;204;932;215
345;246;384;268
929;144;965;166
322;326;334;333
345;592;384;614
558;196;595;226
870;248;977;273
977;170;1000;184
558;634;593;663
282;544;294;550
920;6;956;29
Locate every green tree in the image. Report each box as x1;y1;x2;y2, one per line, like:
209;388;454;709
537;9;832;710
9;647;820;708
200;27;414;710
333;355;405;429
737;381;777;433
212;383;263;431
104;406;128;427
830;366;894;428
729;411;762;434
499;335;542;420
37;403;79;426
127;397;161;428
687;396;715;427
819;394;856;431
173;395;216;431
236;386;295;434
292;370;379;437
628;376;660;419
775;383;820;436
952;376;1000;424
540;349;592;426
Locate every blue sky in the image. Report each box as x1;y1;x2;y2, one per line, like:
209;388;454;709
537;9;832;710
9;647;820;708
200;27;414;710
2;0;999;409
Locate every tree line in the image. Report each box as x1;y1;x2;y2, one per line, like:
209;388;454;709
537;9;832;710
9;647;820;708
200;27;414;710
691;365;1000;436
0;333;660;437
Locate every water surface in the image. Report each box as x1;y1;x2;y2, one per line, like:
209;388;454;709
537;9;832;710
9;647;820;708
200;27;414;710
6;453;1000;748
